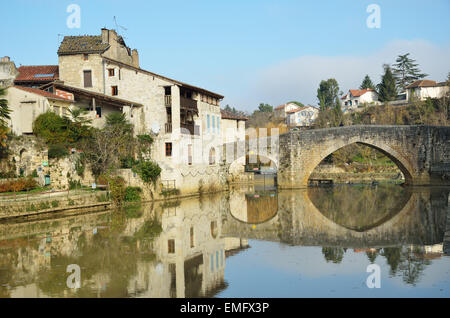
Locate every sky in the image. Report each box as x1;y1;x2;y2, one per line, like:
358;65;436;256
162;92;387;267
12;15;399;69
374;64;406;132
2;0;450;112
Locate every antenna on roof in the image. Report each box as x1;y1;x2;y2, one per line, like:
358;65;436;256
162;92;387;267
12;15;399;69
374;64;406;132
113;16;128;32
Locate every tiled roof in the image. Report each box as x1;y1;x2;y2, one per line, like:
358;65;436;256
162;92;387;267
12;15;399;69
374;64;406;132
221;109;248;121
13;86;72;101
58;35;110;55
405;80;437;89
15;65;59;82
349;89;375;97
286;106;317;114
274;104;285;110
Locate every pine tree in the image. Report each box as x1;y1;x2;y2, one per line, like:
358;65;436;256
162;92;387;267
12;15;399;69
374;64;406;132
392;53;428;91
360;75;375;90
377;65;398;102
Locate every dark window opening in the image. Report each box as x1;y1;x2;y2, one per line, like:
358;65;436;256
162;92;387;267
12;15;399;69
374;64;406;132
164;86;172;96
168;239;175;254
165;142;172;157
111;86;118;96
95;107;102;118
83;54;89;61
108;68;115;77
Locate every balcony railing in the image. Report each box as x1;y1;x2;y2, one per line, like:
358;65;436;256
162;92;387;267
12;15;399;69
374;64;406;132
180;96;198;111
181;123;200;136
165;95;172;107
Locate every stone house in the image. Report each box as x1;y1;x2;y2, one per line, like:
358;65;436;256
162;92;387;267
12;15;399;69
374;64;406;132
340;89;379;112
405;80;449;102
0;56;18;88
48;28;240;194
286;105;319;128
5;86;73;135
274;102;301;119
220;109;247;144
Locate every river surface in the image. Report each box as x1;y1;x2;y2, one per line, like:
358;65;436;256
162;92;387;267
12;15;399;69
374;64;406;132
0;184;449;298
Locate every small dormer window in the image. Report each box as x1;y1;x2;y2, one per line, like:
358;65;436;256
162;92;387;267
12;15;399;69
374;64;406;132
83;54;89;61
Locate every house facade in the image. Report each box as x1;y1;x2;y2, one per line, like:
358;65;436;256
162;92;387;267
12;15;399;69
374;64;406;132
405;80;449;102
286;106;319;128
5;86;73;135
274;102;300;118
340;89;379;112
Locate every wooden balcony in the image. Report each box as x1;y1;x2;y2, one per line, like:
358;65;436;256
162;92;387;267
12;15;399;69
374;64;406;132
181;123;200;136
180;96;198;111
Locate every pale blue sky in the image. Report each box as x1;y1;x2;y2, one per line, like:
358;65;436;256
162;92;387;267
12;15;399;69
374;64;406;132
2;0;450;111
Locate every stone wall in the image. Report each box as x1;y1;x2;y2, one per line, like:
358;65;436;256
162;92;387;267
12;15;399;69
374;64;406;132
49;153;95;190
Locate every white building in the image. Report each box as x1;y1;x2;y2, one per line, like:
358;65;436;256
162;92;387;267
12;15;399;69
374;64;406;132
405;80;449;102
286;105;319;127
274;102;301;118
340;89;379;112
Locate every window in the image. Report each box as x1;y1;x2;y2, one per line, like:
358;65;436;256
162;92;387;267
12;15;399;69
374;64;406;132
190;227;194;248
207;115;210;133
212;116;215;133
83;70;92;88
217;116;220;133
83;54;89;61
111;86;118;96
108;68;115;77
168;239;175;254
209;148;216;165
165;142;172;157
164;86;171;96
95;107;102;118
188;144;192;166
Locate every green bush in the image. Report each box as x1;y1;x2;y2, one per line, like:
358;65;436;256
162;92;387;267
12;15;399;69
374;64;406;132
132;161;161;185
107;176;126;204
124;186;142;202
51;200;59;208
33;111;71;145
48;144;69;159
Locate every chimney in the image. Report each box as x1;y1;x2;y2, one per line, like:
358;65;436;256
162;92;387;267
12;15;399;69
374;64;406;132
1;56;10;62
132;49;139;68
101;28;109;44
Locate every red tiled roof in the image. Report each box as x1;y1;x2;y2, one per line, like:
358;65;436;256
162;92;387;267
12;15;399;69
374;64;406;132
405;80;437;89
15;65;59;82
349;88;375;97
13;86;72;102
274;104;286;110
221;109;248;121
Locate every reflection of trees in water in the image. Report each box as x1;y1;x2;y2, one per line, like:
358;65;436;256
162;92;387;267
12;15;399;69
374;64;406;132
36;210;162;297
382;246;431;286
308;184;410;231
322;247;346;264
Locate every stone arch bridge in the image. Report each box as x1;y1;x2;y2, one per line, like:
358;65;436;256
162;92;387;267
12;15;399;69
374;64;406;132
222;125;450;187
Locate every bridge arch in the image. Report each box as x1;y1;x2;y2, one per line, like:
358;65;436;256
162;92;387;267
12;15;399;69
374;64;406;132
303;139;414;186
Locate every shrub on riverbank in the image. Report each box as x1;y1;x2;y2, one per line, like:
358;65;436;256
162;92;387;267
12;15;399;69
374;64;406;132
0;177;38;193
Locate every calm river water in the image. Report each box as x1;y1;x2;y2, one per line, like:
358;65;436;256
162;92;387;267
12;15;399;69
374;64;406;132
1;184;449;298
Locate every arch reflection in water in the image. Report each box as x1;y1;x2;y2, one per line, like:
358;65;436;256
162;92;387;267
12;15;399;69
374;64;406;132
307;184;412;232
229;188;278;224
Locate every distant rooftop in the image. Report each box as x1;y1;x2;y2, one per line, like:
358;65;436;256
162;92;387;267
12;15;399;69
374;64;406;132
15;65;59;83
57;35;110;55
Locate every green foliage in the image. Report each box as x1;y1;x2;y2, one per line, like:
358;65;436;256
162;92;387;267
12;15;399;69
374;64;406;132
48;144;69;159
96;193;110;203
133;217;162;241
317;78;340;110
288;101;304;107
377;65;398;102
392;53;428;91
257;103;273;113
0;87;11;127
33;111;71;145
51;200;59;208
68;179;81;190
107;176;126;205
124;186;142;202
75;158;85;177
360;75;376;90
31;169;38;178
132;161;161;185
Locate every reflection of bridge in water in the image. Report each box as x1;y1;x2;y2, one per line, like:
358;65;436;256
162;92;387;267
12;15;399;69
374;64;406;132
223;186;450;248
